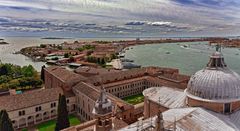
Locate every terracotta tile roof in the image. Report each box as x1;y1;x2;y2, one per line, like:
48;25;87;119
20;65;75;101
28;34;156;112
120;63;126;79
103;76;148;88
0;88;63;112
88;68;148;84
45;66;87;83
74;67;120;76
73;82;99;101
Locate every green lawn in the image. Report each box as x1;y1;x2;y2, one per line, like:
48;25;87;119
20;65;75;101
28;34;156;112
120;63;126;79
23;114;80;131
123;93;144;105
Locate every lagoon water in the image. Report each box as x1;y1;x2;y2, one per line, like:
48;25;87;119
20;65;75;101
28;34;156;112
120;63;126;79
1;37;240;75
125;42;240;75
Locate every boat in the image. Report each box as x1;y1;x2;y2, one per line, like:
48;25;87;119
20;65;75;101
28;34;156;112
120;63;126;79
118;53;125;58
120;58;134;62
122;62;141;69
68;63;82;68
46;60;57;65
236;53;239;55
183;45;188;48
165;51;170;54
180;45;189;49
0;39;9;45
0;40;9;45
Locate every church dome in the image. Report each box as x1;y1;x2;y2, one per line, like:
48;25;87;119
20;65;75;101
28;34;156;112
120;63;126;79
186;49;240;101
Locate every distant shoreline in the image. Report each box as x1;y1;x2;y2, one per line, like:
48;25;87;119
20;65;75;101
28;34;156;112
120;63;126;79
41;37;72;40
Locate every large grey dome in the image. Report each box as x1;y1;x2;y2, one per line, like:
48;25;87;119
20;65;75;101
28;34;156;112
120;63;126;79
187;68;240;100
186;50;240;101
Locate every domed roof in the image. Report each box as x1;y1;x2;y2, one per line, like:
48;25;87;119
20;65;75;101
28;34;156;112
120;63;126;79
186;49;240;101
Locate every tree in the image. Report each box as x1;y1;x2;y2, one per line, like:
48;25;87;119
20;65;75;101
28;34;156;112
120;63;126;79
55;94;70;131
0;64;11;76
51;57;59;60
22;65;35;77
0;110;14;131
40;44;46;48
57;45;63;50
64;53;69;58
101;58;106;65
110;54;117;60
97;58;101;64
41;65;46;82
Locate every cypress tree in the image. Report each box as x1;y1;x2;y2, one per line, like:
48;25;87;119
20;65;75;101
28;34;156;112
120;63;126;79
0;110;14;131
41;65;46;82
55;94;70;131
97;58;101;64
101;58;106;65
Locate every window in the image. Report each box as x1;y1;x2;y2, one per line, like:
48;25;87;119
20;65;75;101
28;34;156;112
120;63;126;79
18;110;25;116
51;102;56;108
224;103;231;113
105;120;110;125
35;106;42;112
99;120;103;126
50;110;54;113
67;99;70;104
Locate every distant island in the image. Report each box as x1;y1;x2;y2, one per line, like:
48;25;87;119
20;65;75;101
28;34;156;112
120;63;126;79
41;37;72;39
0;39;9;45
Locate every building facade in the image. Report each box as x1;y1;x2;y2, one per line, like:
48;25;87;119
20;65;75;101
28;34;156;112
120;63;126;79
0;65;189;130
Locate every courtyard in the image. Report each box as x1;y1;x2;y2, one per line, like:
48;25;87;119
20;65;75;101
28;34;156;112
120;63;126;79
123;93;144;105
22;115;80;131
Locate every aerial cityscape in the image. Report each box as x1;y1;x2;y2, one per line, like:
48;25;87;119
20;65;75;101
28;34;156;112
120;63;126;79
0;0;240;131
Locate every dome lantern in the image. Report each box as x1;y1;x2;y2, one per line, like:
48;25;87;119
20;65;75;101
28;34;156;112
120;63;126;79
206;45;227;69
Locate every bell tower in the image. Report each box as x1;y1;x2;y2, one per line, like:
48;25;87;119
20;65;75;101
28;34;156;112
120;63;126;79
92;86;113;131
155;109;165;131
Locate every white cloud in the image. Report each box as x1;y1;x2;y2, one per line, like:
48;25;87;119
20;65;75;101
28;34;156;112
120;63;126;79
0;0;239;36
147;21;172;26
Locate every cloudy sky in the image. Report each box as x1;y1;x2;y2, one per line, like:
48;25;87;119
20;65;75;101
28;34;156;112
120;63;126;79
0;0;240;37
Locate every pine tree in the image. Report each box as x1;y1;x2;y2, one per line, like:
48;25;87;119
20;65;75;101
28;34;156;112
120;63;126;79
0;110;14;131
55;94;70;131
41;65;45;82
